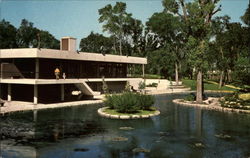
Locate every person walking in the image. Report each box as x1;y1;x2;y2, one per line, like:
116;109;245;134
54;68;60;80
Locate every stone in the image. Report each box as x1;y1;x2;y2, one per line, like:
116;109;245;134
141;115;149;118
110;115;119;119
120;115;130;119
131;115;140;119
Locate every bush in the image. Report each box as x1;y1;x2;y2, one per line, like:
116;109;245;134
184;93;196;101
220;92;250;110
137;94;155;110
114;92;139;113
138;81;146;90
146;82;158;87
104;92;155;113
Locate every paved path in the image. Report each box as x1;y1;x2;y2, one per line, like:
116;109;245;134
0;97;103;115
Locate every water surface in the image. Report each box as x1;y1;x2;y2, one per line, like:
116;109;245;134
1;93;250;158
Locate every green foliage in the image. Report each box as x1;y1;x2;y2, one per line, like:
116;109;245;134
136;94;155;110
184;94;196;101
98;2;143;56
0;19;17;48
113;92;139;113
182;79;237;91
104;94;117;109
79;32;113;54
124;81;131;92
241;4;250;26
104;92;155;113
138;81;146;90
146;82;158;87
220;92;250;109
1;19;59;49
102;77;109;94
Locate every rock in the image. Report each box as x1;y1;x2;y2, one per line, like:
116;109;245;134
194;142;205;148
119;127;134;130
132;147;150;153
215;134;232;140
111;136;128;142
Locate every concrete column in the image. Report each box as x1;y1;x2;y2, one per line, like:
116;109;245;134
34;85;38;104
61;84;64;101
35;58;39;79
7;84;11;101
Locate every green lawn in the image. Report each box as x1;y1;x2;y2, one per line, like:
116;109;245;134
104;107;157;116
182;79;238;91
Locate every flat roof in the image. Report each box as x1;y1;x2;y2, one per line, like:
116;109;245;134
0;78;141;85
0;48;147;64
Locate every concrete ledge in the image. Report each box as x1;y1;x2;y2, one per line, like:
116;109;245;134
97;107;160;119
173;99;250;114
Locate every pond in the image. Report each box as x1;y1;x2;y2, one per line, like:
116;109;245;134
1;93;250;158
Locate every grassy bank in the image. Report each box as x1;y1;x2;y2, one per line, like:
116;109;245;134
182;79;238;91
104;107;157;116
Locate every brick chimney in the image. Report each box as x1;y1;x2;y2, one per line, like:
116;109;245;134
60;37;76;52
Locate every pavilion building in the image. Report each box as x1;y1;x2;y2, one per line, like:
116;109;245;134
0;37;147;104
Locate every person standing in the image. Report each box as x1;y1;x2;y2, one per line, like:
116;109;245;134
54;68;60;80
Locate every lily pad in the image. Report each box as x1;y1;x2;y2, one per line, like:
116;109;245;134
132;147;150;153
111;136;128;142
119;127;134;130
215;134;232;140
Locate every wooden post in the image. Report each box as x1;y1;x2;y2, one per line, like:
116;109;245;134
7;84;11;101
34;85;38;104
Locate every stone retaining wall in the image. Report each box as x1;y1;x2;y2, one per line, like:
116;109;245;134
97;107;160;119
173;99;250;114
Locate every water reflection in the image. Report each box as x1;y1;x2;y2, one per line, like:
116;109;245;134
0;93;250;158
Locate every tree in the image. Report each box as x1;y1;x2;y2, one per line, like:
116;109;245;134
98;2;144;56
162;0;221;103
79;32;113;54
99;2;130;55
16;19;38;48
241;4;250;26
147;11;186;85
0;19;18;48
35;30;60;49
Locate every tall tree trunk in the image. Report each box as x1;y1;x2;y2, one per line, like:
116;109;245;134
227;69;232;83
196;70;203;103
219;70;224;89
119;38;122;55
175;62;179;86
113;40;117;54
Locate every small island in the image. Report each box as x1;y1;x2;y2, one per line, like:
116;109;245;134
98;92;160;119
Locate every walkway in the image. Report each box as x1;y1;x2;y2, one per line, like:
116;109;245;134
0;96;103;115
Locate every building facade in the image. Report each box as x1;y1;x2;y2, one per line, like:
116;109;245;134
0;37;147;104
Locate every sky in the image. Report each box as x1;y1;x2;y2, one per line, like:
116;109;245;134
0;0;249;49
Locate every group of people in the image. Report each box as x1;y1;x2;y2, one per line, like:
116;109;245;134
54;68;66;80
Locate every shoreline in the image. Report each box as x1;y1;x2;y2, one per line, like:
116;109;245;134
173;99;250;114
97;107;160;119
0;89;235;115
